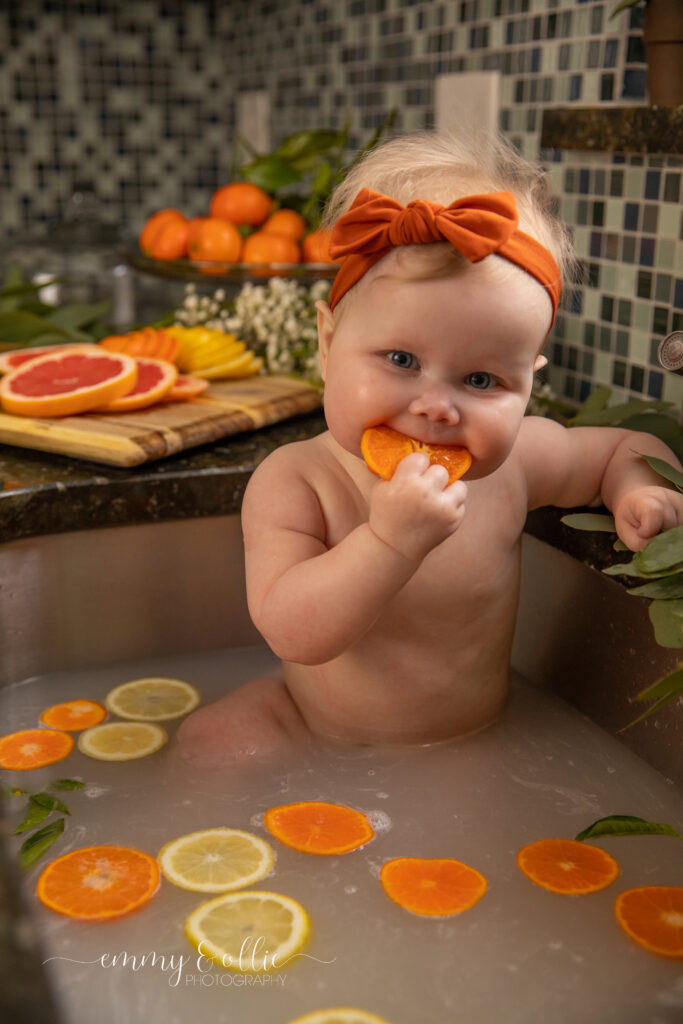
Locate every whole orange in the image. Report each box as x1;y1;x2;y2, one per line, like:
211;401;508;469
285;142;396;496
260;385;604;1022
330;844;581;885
188;217;243;265
144;216;189;260
210;182;273;227
262;208;307;242
139;209;187;257
186;216;210;249
301;228;340;264
241;231;301;268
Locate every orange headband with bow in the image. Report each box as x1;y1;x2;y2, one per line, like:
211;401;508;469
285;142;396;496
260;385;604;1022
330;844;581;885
328;188;561;323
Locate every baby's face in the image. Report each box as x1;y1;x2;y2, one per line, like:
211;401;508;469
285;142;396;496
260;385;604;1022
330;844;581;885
318;251;552;480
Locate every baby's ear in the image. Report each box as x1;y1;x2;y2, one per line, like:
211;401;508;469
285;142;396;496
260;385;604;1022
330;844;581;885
316;300;335;381
533;354;548;371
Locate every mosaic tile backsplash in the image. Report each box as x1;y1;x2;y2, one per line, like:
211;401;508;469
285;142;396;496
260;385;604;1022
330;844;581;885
0;0;681;407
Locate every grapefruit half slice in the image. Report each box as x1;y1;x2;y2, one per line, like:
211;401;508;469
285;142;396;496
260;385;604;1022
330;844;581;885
361;425;472;484
94;357;178;412
0;349;138;418
160;373;209;403
0;343;101;375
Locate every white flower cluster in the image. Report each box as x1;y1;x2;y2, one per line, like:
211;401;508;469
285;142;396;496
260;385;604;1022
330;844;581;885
174;279;329;382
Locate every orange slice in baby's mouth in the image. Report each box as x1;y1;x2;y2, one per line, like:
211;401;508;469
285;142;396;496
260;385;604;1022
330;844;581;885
361;425;472;484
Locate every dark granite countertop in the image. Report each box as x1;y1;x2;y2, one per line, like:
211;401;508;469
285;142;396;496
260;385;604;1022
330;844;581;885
0;408;622;576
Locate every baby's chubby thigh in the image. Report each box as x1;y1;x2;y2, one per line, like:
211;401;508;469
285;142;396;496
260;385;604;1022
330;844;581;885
175;676;312;767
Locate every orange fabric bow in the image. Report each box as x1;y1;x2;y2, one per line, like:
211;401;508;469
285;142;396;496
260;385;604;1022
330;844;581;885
328;187;561;323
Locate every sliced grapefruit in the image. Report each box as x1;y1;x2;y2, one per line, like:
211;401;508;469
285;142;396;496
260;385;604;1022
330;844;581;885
160;374;209;403
0;343;101;375
93;357;178;412
0;349;138;418
361;425;472;484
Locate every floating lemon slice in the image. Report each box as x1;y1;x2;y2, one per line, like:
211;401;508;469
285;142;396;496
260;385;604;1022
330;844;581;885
158;828;275;892
78;722;167;761
288;1011;393;1024
104;677;200;721
185;890;310;973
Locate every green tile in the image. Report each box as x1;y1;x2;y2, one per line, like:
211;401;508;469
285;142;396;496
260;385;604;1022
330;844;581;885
625;169;644;199
657;239;675;270
634;303;651;331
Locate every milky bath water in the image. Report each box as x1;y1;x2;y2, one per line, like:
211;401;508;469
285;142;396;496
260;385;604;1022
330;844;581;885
2;644;682;1024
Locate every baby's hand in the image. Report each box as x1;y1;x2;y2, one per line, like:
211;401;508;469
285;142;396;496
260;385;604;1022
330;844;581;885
368;452;467;561
614;485;683;552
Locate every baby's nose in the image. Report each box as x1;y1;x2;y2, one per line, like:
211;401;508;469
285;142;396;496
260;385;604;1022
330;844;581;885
408;385;460;424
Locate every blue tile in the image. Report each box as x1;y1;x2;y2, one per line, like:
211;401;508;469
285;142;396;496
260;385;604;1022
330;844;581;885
647;371;663;400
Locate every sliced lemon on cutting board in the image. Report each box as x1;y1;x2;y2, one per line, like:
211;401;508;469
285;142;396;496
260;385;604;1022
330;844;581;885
78;722;167;761
287;1011;393;1024
104;677;200;721
185;890;309;973
158;828;275;892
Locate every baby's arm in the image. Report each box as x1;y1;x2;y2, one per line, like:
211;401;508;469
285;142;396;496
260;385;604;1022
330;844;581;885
242;447;465;664
521;417;683;551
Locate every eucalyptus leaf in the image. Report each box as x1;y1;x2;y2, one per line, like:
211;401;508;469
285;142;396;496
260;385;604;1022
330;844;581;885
637;453;683;493
634;663;683;703
628;572;683;599
0;311;70;345
603;557;658;579
0;279;59;299
2;264;25;290
648;598;683;648
620;692;674;730
618;414;683;454
241;155;302;192
19;818;65;869
47;301;110;331
2;786;27;798
639;525;683;575
274;129;341;162
49;778;85;791
575;815;681;842
577;385;612;416
561;513;616;532
567;399;673;427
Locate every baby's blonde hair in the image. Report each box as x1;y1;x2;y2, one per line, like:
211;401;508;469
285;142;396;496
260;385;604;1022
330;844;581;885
323;129;577;292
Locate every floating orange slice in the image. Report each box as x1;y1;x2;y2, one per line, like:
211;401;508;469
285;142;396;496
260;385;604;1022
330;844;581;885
0;728;74;770
516;838;620;895
361;425;471;484
380;856;488;917
263;801;375;855
94;356;177;412
0;349;138;418
36;844;160;920
39;699;107;731
614;886;683;959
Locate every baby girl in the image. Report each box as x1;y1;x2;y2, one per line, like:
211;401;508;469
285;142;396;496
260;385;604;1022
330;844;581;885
178;131;683;765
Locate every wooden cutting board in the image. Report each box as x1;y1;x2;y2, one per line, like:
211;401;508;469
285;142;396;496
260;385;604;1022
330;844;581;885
0;375;322;467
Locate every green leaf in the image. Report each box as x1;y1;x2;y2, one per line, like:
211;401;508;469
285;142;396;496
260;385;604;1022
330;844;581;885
47;301;110;331
561;513;616;532
568;399;673;427
618;413;683;452
609;0;644;20
648;599;683;648
19;818;65;869
634;663;683;703
0;311;71;345
639;525;683;575
31;791;71;815
621;692;675;729
14;797;53;834
575;815;681;841
241;155;302;192
628;571;683;598
274;129;342;162
2;264;26;290
578;384;613;416
49;778;85;791
637;453;683;493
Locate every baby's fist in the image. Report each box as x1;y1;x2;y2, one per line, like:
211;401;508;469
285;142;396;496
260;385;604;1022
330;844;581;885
615;486;683;551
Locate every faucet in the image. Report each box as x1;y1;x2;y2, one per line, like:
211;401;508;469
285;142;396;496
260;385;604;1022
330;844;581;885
657;331;683;376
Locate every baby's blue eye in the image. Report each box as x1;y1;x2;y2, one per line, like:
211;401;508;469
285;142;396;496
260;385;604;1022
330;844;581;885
387;350;417;370
466;371;495;390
